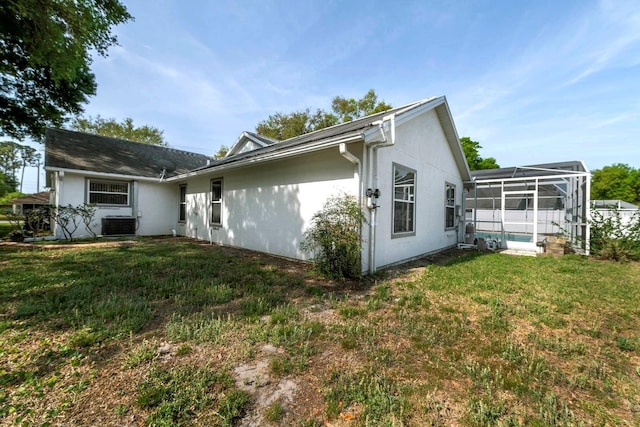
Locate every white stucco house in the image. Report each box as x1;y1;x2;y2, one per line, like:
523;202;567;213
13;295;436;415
45;96;472;273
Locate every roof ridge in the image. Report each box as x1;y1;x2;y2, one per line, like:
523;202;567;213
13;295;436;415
244;131;279;145
274;96;440;144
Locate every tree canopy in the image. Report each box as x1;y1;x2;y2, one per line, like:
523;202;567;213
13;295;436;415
0;170;17;197
213;145;229;159
591;163;640;205
70;116;167;146
0;140;40;192
0;0;132;141
460;137;499;171
331;89;393;122
255;89;392;140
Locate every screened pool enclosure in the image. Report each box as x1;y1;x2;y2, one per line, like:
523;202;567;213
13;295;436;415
464;161;591;254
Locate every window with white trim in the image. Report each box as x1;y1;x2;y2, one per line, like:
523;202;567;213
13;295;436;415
445;183;456;229
393;164;416;236
88;180;130;205
178;185;186;222
211;178;222;226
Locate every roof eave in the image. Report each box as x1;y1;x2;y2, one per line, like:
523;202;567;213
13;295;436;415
434;98;472;182
167;133;363;182
45;166;165;182
226;131;267;158
362;96;471;181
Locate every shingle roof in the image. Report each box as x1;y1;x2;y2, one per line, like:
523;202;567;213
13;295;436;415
243;131;278;146
45;128;213;179
10;191;50;204
192;100;429;172
45;96;462;182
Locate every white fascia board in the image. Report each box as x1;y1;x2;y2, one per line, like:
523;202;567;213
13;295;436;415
361;95;472;181
227;132;272;157
393;96;445;126
433;99;472;181
167;134;362;181
361;96;444;144
44;166;161;183
245;133;270;147
226;132;251;157
362;125;386;144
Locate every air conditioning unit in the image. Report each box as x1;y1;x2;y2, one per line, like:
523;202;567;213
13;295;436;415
102;217;136;236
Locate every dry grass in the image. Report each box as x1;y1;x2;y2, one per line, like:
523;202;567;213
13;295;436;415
1;239;639;426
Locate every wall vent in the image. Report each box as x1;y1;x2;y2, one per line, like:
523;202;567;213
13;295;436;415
102;217;136;236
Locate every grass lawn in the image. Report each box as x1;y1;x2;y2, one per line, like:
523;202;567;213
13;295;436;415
0;239;639;426
0;222;17;239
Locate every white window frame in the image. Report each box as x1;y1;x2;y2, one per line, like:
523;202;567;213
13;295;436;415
445;182;456;229
87;179;130;206
392;163;416;237
178;184;187;222
210;178;223;226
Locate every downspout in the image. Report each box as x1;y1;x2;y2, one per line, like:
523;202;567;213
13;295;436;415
132;181;139;234
339;143;362;201
56;171;64;239
339;143;364;272
367;114;398;274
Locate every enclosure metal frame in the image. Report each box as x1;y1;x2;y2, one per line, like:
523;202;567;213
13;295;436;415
465;163;591;255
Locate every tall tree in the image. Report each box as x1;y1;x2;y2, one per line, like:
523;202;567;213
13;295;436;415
256;109;335;141
460;137;499;171
70;116;167;146
0;0;132;141
213;145;229;159
0;141;21;183
0;141;40;192
18;145;39;193
0;170;17;196
331;89;393;123
255;89;392;140
591;163;640;205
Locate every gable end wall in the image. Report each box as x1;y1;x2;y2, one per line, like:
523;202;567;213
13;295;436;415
374;109;464;268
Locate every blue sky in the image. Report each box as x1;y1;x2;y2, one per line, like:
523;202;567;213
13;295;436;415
22;0;640;193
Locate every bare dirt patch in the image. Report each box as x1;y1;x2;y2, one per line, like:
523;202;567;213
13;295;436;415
233;344;298;426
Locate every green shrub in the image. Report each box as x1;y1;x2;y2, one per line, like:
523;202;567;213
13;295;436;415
590;208;640;261
300;194;366;279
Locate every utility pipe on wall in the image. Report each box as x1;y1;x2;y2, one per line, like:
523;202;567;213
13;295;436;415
339;143;366;273
366;113;398;274
339;143;362;201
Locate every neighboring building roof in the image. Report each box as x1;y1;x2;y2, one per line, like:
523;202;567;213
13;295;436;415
11;191;50;205
45;128;213;179
592;200;639;210
470;161;589;181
